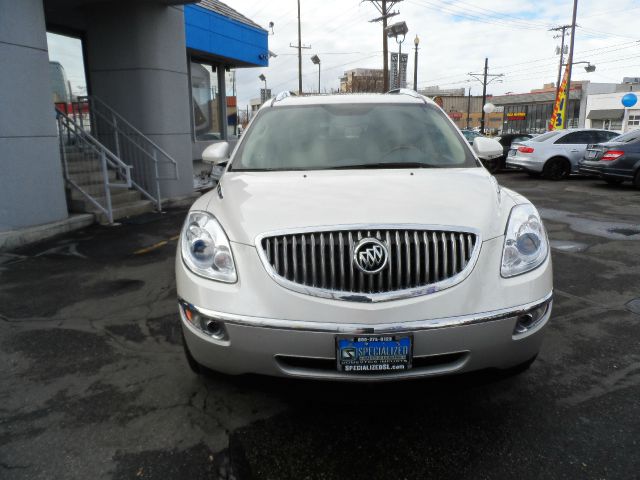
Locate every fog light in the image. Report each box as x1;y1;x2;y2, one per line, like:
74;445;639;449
513;300;550;335
204;319;225;339
179;301;228;340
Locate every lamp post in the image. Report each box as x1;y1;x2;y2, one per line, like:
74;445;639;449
311;54;321;94
258;74;268;103
385;21;408;89
413;35;419;92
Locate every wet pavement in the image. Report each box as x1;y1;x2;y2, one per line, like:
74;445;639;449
1;172;639;479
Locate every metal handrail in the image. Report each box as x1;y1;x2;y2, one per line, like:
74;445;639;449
88;96;179;179
56;108;135;224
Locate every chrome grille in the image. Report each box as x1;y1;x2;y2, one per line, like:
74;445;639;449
259;227;479;299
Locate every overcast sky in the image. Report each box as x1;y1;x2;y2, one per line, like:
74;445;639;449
230;0;640;106
47;0;640;109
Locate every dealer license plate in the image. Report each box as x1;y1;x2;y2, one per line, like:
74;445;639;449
585;149;598;159
336;335;412;373
508;149;516;157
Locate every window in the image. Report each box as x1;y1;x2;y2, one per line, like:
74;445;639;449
231;104;476;171
190;60;222;141
628;114;640;126
555;131;593;144
531;131;562;142
612;130;640;143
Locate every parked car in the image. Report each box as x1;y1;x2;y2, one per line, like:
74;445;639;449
177;91;552;381
494;133;534;171
506;128;620;180
460;129;503;172
578;129;640;187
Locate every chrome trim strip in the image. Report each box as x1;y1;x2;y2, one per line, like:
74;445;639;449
179;292;552;335
255;223;482;303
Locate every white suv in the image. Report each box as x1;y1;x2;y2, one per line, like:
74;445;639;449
176;91;553;380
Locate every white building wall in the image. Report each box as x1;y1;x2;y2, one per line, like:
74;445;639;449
585;91;640;132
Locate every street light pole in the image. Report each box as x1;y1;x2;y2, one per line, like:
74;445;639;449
413;35;419;91
311;54;321;94
297;0;302;94
386;21;408;89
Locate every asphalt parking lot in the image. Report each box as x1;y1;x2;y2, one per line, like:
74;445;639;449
1;172;639;480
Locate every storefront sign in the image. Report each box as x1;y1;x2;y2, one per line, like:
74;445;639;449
507;112;526;120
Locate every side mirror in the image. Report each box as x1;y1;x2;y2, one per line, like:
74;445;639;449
472;137;502;159
202;142;230;165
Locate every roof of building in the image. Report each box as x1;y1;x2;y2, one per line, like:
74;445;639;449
492;89;581;105
197;0;265;31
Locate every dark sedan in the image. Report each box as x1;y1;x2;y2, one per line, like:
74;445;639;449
578;130;640;187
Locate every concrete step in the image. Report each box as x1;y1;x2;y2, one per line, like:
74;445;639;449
95;200;156;224
68;169;117;186
64;151;100;163
69;189;144;212
66;160;102;174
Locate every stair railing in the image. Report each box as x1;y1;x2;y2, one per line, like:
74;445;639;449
56;108;133;224
83;96;180;211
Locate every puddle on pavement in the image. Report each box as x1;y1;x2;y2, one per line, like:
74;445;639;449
539;208;640;241
550;240;589;253
626;298;640;315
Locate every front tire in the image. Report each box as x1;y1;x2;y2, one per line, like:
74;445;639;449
543;157;571;180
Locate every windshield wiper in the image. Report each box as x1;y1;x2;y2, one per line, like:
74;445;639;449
330;162;437;170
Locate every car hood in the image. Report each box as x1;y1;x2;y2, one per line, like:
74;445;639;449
204;168;516;245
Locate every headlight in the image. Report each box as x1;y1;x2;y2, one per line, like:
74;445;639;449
181;211;237;283
501;204;548;278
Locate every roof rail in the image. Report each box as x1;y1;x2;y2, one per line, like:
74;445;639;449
270;90;296;106
386;88;428;104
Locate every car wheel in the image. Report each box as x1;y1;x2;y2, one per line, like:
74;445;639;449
543;157;571;180
182;332;203;374
604;178;624;185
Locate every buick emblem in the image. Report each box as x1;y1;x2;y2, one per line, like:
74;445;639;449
353;238;388;274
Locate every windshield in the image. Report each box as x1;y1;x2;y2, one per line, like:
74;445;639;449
530;131;562;142
230;103;476;171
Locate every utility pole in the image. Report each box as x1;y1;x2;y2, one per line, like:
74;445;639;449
290;0;311;94
564;0;579;128
550;24;571;104
366;0;402;92
466;87;472;130
469;58;503;134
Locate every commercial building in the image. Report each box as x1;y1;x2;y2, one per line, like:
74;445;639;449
1;0;268;234
339;69;385;93
585;80;640;132
492;81;623;134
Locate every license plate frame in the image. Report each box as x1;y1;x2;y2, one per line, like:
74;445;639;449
585;149;598;159
336;334;413;373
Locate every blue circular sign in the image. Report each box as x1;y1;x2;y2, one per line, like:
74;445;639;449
622;92;638;108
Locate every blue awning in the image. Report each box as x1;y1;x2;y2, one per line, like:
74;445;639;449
184;1;269;68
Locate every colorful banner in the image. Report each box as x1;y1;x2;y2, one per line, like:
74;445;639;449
549;63;570;130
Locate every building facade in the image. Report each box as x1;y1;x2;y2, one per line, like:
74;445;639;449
492;81;622;134
585;83;640;133
1;0;267;231
339;69;385;93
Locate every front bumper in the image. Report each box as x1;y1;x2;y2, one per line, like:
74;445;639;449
180;293;552;380
177;235;553;380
